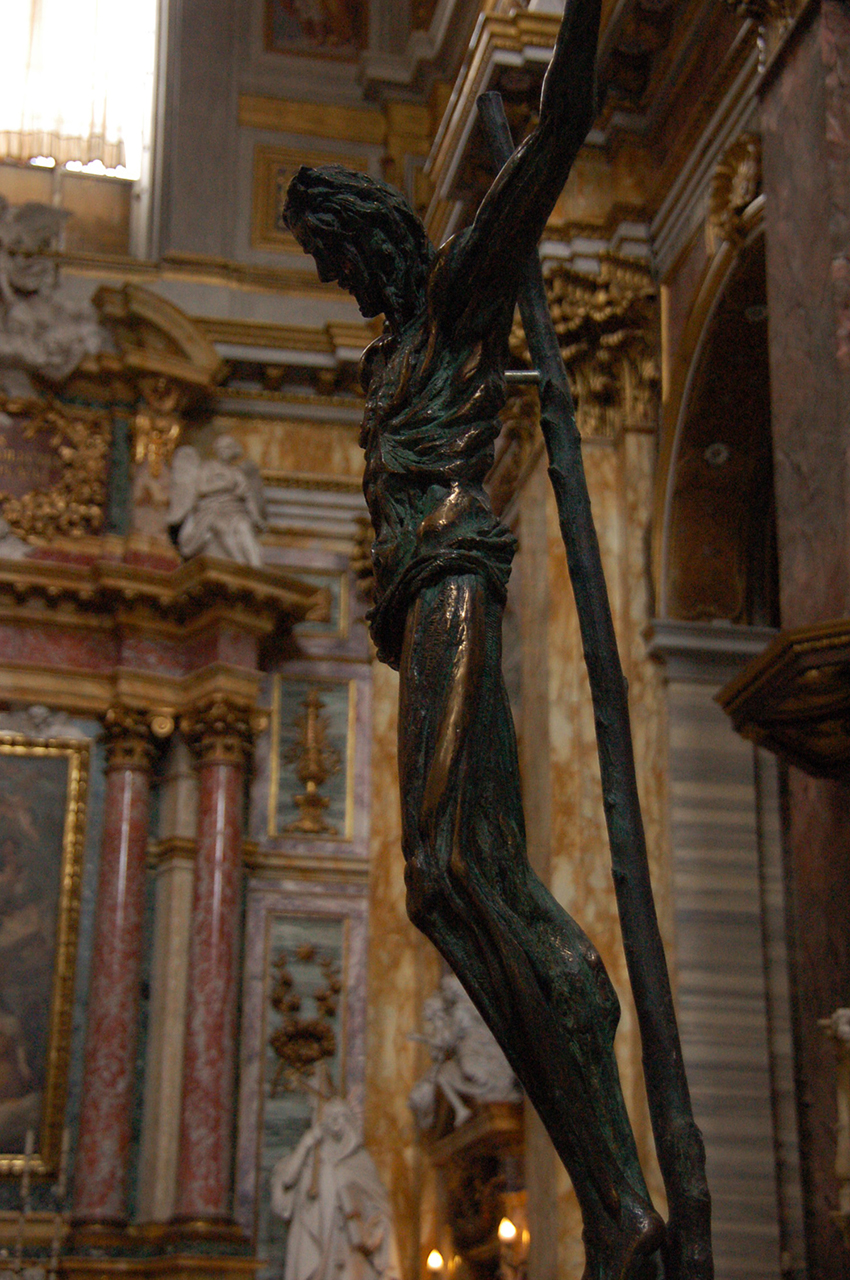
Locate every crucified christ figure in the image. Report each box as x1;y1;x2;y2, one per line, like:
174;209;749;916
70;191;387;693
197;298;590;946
283;2;667;1275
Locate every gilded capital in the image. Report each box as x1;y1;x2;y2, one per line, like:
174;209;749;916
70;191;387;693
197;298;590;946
707;133;762;253
180;696;257;767
101;704;164;771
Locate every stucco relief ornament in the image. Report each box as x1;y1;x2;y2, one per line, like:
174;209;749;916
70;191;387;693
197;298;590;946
270;1096;402;1280
167;435;267;567
409;975;521;1132
0;199;102;394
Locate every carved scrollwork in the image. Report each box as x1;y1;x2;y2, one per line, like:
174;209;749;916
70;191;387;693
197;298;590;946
707;133;762;253
0;394;110;542
180;695;259;766
510;255;659;440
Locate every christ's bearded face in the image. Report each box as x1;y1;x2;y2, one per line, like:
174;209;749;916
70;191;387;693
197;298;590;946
288;212;384;319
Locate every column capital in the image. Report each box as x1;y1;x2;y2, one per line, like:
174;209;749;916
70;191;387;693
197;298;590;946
101;704;170;771
180;696;261;767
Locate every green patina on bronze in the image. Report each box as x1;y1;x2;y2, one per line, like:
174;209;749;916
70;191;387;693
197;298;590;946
282;1;712;1275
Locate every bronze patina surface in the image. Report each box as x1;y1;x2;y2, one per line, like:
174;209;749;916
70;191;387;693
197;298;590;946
282;2;711;1276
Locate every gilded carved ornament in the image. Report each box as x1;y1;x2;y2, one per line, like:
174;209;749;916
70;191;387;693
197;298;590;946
283;688;342;835
268;944;341;1095
707;134;762;254
0;395;110;543
723;0;799;68
101;703;172;771
93;285;225;493
133;375;185;478
509;254;659;441
180;695;262;767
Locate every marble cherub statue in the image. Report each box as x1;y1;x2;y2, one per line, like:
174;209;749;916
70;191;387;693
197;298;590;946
409;974;521;1131
167;434;267;567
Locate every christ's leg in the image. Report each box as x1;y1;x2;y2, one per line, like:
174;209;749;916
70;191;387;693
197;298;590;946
397;573;663;1280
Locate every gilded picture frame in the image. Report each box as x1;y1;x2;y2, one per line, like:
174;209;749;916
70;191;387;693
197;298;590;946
0;735;89;1177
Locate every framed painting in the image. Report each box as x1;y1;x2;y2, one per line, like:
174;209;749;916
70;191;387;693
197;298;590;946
264;0;368;60
0;736;89;1177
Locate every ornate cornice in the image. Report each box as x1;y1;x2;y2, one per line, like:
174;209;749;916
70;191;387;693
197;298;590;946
180;695;261;767
0;549;328;631
718;617;850;779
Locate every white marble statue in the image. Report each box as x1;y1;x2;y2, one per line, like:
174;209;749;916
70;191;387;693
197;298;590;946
270;1097;401;1280
0;198;102;390
0;515;31;560
409;974;521;1131
167;435;266;567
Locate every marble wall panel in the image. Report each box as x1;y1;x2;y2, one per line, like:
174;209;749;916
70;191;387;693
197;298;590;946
364;659;442;1280
513;429;672;1278
235;880;368;1274
249;661;371;859
135;855;194;1222
665;679;784;1279
0;623;119;674
217;417;364;482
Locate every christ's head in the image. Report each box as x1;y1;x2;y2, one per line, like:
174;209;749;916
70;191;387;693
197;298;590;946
283;166;434;329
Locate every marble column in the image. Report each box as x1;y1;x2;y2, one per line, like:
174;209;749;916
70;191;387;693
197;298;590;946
760;5;850;1273
137;737;198;1223
174;697;254;1228
73;705;157;1226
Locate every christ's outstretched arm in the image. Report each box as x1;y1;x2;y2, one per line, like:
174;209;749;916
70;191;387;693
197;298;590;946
438;0;601;338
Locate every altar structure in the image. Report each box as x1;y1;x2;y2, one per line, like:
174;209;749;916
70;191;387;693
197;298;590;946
0;1;848;1279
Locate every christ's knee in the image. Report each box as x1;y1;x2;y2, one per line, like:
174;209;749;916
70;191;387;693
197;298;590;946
403;839;449;933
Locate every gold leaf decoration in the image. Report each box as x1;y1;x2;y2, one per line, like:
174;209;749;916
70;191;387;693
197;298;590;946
0;394;110;543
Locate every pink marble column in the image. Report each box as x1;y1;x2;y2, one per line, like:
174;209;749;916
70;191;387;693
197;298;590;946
73;706;156;1225
174;697;253;1227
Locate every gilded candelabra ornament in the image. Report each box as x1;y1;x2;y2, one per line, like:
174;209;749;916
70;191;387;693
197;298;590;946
284;688;341;835
268;944;341;1095
281;0;711;1272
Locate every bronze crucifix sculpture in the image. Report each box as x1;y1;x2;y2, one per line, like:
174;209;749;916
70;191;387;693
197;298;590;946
282;1;712;1276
